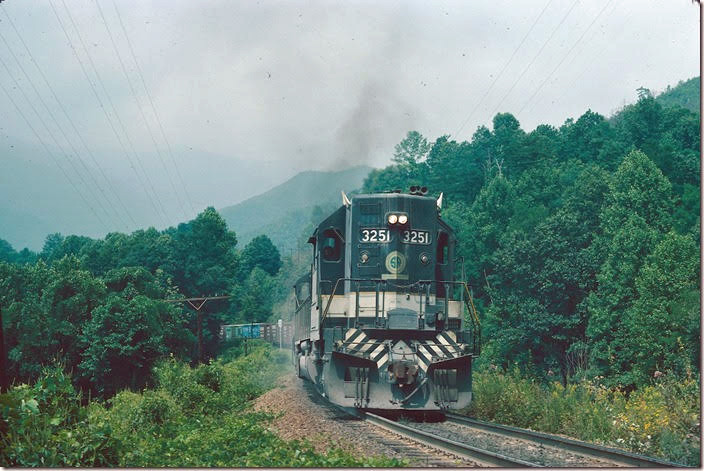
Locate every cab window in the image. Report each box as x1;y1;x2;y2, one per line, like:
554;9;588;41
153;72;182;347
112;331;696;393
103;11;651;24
321;229;342;262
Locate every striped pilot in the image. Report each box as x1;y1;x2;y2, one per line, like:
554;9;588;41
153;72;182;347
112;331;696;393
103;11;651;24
292;187;480;411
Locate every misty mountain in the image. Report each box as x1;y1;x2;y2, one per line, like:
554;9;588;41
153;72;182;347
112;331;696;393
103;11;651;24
0;140;297;251
655;76;699;113
219;166;371;252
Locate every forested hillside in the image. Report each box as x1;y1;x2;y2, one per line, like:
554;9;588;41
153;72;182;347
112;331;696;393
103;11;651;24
364;88;700;389
219;166;371;252
656;76;699;113
0;80;700;466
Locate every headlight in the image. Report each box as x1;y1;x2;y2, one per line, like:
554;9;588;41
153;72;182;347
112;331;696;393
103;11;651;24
398;214;408;224
388;214;398;224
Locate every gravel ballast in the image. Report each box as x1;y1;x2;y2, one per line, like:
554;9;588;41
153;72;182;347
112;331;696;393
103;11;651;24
253;373;478;467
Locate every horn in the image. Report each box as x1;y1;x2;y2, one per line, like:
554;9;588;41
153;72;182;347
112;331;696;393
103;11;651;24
436;192;443;209
341;191;351;207
420;186;428;195
410;185;418;193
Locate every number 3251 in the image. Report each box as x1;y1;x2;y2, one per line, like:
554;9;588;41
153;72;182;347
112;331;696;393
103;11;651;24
402;230;430;244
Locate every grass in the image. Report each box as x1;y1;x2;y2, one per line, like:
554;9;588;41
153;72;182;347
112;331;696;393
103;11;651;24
464;368;700;466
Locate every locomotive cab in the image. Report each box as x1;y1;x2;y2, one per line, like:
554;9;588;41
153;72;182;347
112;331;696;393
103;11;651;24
292;187;480;411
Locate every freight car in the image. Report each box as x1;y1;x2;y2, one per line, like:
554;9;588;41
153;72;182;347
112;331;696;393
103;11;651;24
292;187;480;411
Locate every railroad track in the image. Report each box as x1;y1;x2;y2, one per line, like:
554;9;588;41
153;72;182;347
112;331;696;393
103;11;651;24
305;380;682;467
360;411;538;467
444;412;682;468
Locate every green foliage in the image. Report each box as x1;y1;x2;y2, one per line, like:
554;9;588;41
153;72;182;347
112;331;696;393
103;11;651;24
0;366;119;467
239;234;282;278
466;369;700;466
1;346;404;467
363;92;699;391
655;76;699;113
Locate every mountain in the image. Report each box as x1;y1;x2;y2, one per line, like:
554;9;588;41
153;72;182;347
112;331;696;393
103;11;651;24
0;138;297;251
655;76;699;113
219;166;372;252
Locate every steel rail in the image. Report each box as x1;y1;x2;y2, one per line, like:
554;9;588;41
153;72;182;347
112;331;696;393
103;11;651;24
445;413;682;468
361;411;541;467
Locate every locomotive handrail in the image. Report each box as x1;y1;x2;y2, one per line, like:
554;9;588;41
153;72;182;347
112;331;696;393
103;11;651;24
320;278;481;354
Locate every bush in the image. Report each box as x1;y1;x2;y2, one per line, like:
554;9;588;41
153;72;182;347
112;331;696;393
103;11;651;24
465;369;700;466
1;345;403;467
0;366;119;467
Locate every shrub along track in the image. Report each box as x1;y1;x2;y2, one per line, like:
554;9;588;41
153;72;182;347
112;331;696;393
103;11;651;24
255;373;683;467
389;412;682;467
438;413;682;467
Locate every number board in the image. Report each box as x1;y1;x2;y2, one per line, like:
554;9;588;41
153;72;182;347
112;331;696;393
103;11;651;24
359;228;391;243
401;229;431;245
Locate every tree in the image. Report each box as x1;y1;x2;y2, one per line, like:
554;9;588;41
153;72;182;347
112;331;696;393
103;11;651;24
618;233;700;386
228;267;277;324
0;239;17;264
392;130;431;167
239;235;282;278
4;257;105;383
586;150;675;382
78;266;191;396
172;207;238;297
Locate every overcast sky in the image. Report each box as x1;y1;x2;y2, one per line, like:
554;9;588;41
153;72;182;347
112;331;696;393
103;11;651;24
0;0;699;226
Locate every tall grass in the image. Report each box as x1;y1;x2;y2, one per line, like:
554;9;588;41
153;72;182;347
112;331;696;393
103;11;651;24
465;369;700;466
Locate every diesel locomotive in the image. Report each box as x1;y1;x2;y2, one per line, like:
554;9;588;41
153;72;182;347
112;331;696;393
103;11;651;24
292;187;480;411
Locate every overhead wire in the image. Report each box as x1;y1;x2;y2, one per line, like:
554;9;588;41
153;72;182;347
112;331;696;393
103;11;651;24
0;61;109;231
112;0;197;215
1;4;138;229
487;1;580;120
550;0;634;109
0;14;132;231
94;0;190;220
49;0;169;227
0;34;116;227
58;0;171;226
517;0;616;116
453;0;554;138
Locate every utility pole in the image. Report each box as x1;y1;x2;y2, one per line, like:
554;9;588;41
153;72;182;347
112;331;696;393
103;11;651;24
278;318;283;349
164;295;231;363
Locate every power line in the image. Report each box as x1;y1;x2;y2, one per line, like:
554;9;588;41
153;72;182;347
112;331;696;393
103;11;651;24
487;1;580;120
517;0;616;116
49;0;169;227
0;54;113;230
0;66;109;231
550;1;633;109
0;35;116;229
58;0;172;226
1;4;139;230
112;0;197;216
453;0;554;138
0;17;131;231
94;0;190;220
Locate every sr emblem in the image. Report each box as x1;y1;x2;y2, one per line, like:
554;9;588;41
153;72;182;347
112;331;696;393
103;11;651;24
385;251;406;274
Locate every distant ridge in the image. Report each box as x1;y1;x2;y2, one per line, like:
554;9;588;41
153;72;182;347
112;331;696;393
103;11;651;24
219;165;372;251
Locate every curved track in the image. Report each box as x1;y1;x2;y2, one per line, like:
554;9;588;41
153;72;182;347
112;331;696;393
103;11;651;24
304;380;682;467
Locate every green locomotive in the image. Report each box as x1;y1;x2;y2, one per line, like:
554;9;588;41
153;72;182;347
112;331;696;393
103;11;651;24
292;187;480;411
